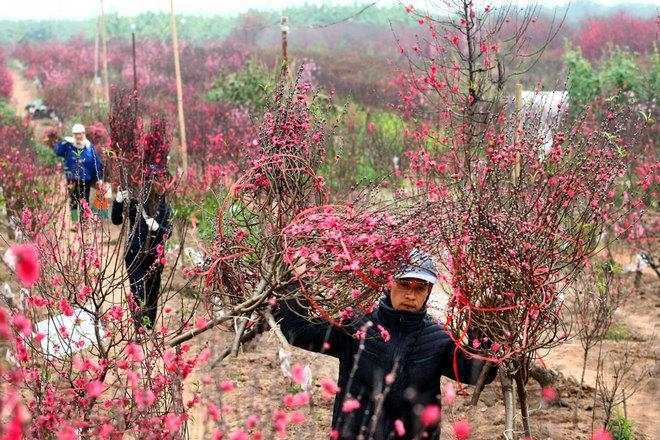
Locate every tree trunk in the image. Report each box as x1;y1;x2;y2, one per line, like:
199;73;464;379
515;369;532;439
499;369;516;440
574;348;589;424
469;362;492;406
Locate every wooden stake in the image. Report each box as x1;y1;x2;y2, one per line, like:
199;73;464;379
513;83;523;184
100;0;110;105
93;20;99;101
131;31;138;118
281;16;289;75
131;32;137;93
170;0;188;174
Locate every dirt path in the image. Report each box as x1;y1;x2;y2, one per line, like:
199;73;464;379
8;68;38;116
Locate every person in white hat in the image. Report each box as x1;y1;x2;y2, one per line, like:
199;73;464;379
54;124;104;230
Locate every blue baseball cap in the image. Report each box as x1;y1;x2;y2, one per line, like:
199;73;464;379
395;249;438;284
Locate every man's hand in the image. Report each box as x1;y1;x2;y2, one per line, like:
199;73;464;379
144;218;160;232
115;189;129;203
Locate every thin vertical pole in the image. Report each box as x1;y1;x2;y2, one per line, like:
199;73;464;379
132;33;137;92
93;19;100;105
170;0;188;174
100;0;110;105
94;21;99;80
132;32;138;117
281;16;289;76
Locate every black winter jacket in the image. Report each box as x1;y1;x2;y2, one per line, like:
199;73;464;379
111;198;173;269
280;293;497;440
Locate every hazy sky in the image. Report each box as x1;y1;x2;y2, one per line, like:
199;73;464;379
1;0;657;20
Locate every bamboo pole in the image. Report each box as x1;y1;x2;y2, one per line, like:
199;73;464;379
93;19;100;104
170;0;188;174
131;31;138;118
513;83;523;184
100;0;110;105
131;32;137;93
281;16;289;76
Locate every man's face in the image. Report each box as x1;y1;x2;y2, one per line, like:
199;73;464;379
74;132;85;143
390;278;432;311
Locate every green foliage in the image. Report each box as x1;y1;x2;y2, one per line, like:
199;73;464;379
566;44;657;114
599;48;643;97
206;61;275;112
605;322;628;342
647;44;660;103
0;99;15;123
607;412;634;440
0;14;234;43
320;103;408;191
566;46;600;111
34;141;59;168
0;100;60;169
263;4;415;28
171;190;222;243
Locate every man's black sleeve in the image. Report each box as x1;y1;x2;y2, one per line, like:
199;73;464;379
279;284;351;359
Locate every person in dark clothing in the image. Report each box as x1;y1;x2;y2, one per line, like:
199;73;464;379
279;251;497;440
111;165;173;332
54;123;104;230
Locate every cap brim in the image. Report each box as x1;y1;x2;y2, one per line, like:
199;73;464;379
396;270;437;284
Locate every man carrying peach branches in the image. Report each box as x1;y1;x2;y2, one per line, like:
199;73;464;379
279;250;497;439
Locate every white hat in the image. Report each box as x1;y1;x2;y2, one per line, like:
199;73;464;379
71;123;86;134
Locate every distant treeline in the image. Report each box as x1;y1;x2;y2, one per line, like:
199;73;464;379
0;5;414;43
0;1;656;44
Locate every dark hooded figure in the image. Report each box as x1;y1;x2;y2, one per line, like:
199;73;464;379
279;250;497;439
111;165;173;333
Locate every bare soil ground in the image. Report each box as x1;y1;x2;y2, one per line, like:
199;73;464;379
8;68;36;114
179;261;657;440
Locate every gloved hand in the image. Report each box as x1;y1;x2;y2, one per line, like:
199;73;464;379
142;209;160;232
115;189;129;203
145;218;160;232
